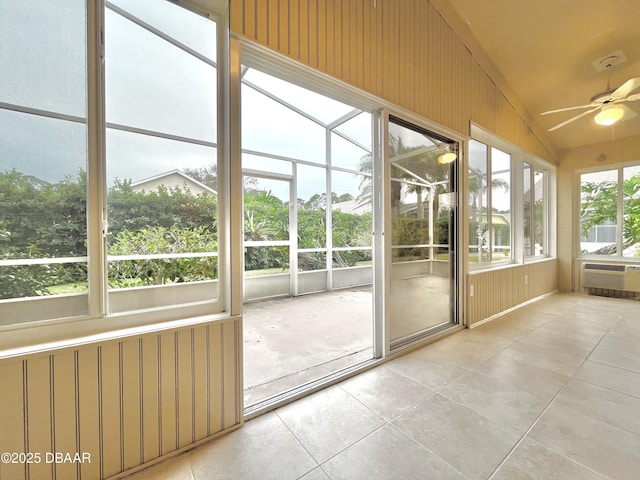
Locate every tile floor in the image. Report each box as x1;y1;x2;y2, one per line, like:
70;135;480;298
125;293;640;480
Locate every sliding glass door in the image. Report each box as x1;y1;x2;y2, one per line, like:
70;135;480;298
387;116;459;348
237;48;461;409
240;63;375;408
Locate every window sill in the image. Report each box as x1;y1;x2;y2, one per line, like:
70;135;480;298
468;260;515;274
524;255;554;264
577;255;640;264
469;256;556;275
0;309;236;361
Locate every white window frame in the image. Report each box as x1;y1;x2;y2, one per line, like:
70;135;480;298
522;155;551;260
469;125;555;271
577;162;640;261
468;132;515;268
0;0;231;352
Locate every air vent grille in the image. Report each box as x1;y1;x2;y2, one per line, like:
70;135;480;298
582;262;640;298
584;263;626;272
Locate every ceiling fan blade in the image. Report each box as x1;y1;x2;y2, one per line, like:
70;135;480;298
618;104;638;121
611;77;640;100
547;106;601;132
540;104;595;115
622;93;640;102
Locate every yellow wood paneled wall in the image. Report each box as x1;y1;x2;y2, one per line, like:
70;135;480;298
0;318;241;480
231;0;553;160
467;259;558;326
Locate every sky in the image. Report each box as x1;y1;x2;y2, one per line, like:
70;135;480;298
1;0;371;202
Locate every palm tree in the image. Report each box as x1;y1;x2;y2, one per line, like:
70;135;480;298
356;152;373;205
468;173;509;261
357;134;454;241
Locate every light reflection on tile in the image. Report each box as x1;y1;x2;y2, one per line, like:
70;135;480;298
393;394;520;480
122;294;640;480
323;424;467;480
188;412;316;480
529;402;640;480
492;438;608;480
339;365;433;420
276;385;385;464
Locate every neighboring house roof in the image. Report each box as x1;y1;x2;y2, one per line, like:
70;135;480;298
478;212;511;225
491;213;510;225
522;176;544;204
332;199;371;215
131;170;217;196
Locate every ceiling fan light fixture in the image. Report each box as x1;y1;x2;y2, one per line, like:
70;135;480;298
594;105;625;126
437;152;457;164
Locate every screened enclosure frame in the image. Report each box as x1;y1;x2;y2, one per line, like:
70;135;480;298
238;58;375;300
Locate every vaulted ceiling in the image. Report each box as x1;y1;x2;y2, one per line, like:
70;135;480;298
445;0;640;153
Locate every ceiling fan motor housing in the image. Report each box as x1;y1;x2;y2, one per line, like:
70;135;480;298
590;90;617;105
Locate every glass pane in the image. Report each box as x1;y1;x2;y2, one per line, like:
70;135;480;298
332;170;363;205
106;133;218;258
108;254;217;288
390;178;430;252
331;132;369;171
242;153;292;175
333;112;372;150
105;8;217;141
244;246;289;275
243;68;354;124
533;168;546;256
297;164;327;206
299;252;326;271
244;177;289;241
388;118;456;343
469;140;488;263
1;264;87;300
106;3;219;299
106;129;217;185
1;109;87;186
491;147;511;261
333;249;372;268
0;165;87;259
332;170;372;249
580;170;617;255
108;0;217;61
241;82;326;163
392;246;430;263
435;187;454;249
523;162;533;256
1;42;88;303
0;0;86;116
623;165;640;257
298;165;327;249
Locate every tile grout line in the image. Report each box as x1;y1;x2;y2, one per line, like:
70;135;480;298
486;316;620;480
517;436;614;480
273;408;324;476
274;389;391;480
287;382;439;479
287;306;627;480
386;421;473;480
315;384;394;470
310;384;472;479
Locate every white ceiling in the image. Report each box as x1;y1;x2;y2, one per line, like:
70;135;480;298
445;0;640;153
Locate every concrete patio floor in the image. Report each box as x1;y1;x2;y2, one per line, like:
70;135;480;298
243;275;452;408
243;286;374;407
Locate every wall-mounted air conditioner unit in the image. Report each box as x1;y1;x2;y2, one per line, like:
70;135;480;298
582;263;640;297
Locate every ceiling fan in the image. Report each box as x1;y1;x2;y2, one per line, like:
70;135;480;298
541;77;640;131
